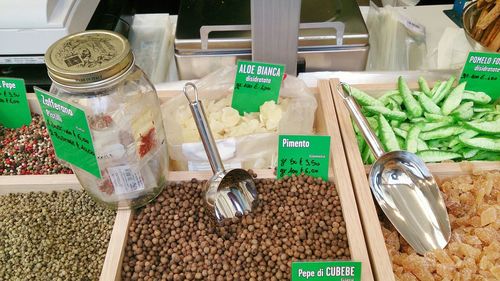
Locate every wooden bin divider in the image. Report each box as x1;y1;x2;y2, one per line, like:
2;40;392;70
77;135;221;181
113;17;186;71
329;78;500;281
7;86;375;280
329;78;394;281
317;80;373;280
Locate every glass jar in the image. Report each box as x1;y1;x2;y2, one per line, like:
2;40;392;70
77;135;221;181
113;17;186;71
44;30;168;209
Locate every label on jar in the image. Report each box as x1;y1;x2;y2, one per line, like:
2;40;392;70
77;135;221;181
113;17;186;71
277;135;330;181
231;60;285;115
291;261;361;281
107;164;145;195
0;77;31;128
35;88;101;178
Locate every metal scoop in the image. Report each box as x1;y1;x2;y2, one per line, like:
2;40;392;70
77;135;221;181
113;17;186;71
183;82;258;223
337;83;451;255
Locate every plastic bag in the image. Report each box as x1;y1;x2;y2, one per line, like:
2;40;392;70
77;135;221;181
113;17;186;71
129;14;174;83
382;0;419;6
366;2;427;70
161;66;317;171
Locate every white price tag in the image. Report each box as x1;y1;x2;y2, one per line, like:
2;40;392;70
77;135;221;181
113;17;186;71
187;161;242;172
107;165;145;195
182;138;237;161
397;14;425;36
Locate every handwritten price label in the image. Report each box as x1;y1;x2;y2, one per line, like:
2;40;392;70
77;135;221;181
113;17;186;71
35;88;100;178
0;78;31;128
459;52;500;100
277;135;330;181
231;60;285;115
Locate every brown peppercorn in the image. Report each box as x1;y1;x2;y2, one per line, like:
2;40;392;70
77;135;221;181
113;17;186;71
122;175;350;280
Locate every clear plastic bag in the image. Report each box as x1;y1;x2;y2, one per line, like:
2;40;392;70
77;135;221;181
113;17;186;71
382;0;420;7
366;2;427;70
162;66;317;170
129;14;174;83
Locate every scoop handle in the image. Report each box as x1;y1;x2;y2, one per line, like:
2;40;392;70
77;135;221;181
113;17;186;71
184;82;225;174
336;83;385;159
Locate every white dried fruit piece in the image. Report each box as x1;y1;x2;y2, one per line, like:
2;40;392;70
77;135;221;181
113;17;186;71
176;105;191;123
246;119;260;133
221;107;240;127
227;123;248;138
209;119;225;135
242;112;259;123
209;111;222;122
260;101;282;130
210;96;230;112
480;206;496;226
176;95;288;141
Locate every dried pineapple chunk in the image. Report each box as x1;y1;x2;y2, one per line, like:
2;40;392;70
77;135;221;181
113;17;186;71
383;171;500;280
480;206;496;226
491;265;500;279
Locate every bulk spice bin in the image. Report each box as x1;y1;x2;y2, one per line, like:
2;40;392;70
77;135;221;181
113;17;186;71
0;176;118;280
98;81;375;280
4;81;375;280
0;97;127;280
329;77;500;281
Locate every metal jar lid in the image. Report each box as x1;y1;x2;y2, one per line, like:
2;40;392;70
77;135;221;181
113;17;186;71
45;30;134;88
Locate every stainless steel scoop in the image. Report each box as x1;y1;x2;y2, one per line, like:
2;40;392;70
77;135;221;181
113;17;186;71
183;82;258;223
337;83;451;255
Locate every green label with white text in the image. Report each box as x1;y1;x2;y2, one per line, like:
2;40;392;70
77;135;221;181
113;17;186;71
231;60;285;115
459;52;500;100
292;261;361;281
277;135;330;181
0;78;31;128
35;88;100;178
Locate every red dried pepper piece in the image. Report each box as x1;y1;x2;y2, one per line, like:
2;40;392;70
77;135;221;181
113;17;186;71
138;127;156;157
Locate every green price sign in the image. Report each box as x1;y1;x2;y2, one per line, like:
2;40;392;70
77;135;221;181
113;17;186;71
459;52;500;100
277;135;331;181
231;60;285;115
35;88;100;178
0;78;31;128
292;261;361;281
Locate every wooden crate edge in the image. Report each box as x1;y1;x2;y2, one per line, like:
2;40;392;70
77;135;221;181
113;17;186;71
329;78;395;281
318;80;374;281
329;78;500;281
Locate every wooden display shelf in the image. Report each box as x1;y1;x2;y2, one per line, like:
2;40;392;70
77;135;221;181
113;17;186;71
4;83;375;280
328;78;500;281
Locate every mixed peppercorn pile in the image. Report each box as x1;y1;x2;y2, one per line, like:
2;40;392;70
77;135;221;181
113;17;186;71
0;115;73;175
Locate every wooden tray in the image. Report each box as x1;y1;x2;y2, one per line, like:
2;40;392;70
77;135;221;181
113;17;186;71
6;83;375;280
328;78;500;281
0;176;120;280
